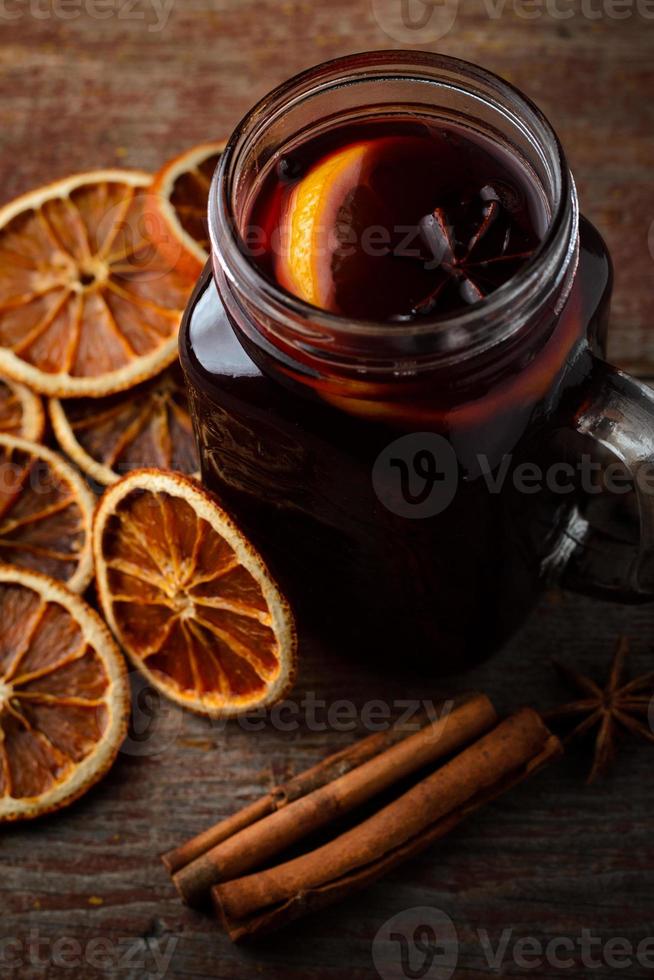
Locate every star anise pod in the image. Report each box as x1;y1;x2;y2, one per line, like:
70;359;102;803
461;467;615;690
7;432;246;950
543;637;654;784
413;184;537;313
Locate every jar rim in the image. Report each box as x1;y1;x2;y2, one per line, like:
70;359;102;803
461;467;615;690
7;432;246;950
208;50;578;365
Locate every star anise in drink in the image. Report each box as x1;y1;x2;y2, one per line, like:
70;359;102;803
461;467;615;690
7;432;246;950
413;183;539;314
543;637;654;783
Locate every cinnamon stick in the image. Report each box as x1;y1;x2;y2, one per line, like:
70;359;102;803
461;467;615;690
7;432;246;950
171;693;497;906
163;703;449;875
212;709;561;942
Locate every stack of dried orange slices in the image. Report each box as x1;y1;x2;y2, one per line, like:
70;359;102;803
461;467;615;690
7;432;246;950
0;143;297;824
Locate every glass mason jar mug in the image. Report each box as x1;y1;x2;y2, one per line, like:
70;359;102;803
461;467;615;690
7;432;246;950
180;51;654;670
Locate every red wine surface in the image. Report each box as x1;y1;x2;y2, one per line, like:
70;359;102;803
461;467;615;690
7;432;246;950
245;118;549;320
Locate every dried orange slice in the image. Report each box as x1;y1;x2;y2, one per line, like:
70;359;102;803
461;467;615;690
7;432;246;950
49;365;199;486
0;566;129;823
0;375;44;442
93;470;296;716
152;141;225;272
0;170;198;397
0;435;94;591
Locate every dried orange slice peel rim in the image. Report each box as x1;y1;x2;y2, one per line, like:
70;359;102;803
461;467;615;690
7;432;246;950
50;395;130;486
0;376;45;442
0;433;95;592
93;469;296;717
0;170;193;397
49;366;200;487
0;566;130;823
152;141;226;266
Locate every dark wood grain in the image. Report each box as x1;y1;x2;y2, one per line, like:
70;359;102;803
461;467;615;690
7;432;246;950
1;2;653;978
2;595;654;978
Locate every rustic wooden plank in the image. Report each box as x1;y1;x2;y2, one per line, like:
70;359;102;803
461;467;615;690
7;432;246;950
1;7;651;368
1;591;654;978
1;2;653;977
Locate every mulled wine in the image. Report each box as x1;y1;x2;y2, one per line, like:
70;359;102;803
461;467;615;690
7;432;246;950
179;54;654;670
246;118;548;321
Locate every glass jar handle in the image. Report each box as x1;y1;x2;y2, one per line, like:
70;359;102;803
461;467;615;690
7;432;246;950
549;355;654;600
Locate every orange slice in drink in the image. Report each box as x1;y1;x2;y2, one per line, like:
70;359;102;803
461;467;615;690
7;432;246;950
0;376;45;442
50;365;199;486
275;141;376;311
0;434;94;592
0;170;198;397
93;470;296;716
0;566;129;823
152;141;226;274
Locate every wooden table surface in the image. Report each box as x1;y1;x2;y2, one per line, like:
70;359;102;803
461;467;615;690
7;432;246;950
2;3;654;978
